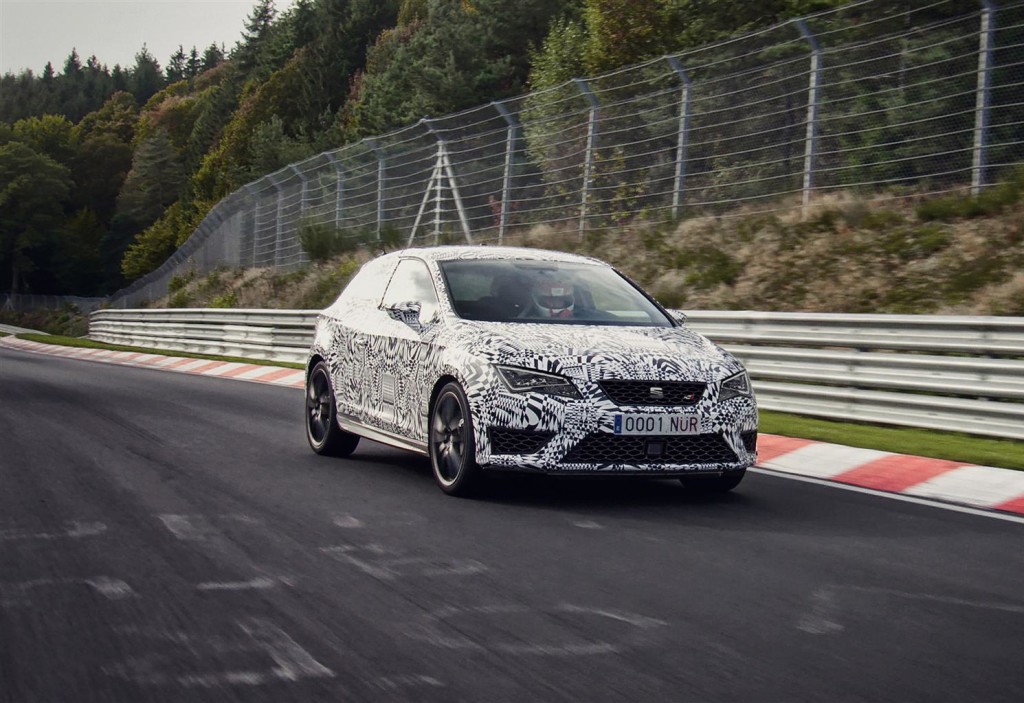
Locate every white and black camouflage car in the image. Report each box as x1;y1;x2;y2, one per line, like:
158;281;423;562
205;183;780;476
305;246;757;496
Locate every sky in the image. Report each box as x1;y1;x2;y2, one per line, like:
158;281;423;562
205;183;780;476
0;0;296;76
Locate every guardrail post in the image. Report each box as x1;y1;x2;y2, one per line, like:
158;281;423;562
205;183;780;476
972;0;997;196
796;19;822;214
493;100;520;243
666;57;692;219
573;78;600;239
364;138;385;242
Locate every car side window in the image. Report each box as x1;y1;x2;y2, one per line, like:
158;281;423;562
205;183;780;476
381;259;440;322
336;257;397;307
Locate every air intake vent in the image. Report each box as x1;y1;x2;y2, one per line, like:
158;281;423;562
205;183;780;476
598;380;705;407
741;431;757;452
562;433;736;465
488;427;555;455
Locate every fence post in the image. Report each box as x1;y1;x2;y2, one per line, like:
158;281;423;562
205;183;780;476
796;19;822;213
573;78;600;238
421;118;474;244
364;138;385;241
324;152;345;228
243;184;258;268
289;165;310;266
493;100;519;243
270;172;287;270
972;0;997;196
666;57;692;218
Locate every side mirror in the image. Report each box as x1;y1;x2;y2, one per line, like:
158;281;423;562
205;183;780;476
385;301;423;328
667;309;687;325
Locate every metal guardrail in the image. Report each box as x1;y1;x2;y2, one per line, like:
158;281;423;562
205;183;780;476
88;309;1024;441
89;309;318;364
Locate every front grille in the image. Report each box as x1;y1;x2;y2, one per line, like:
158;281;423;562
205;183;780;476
561;433;737;466
488;427;555;455
741;431;757;452
598;380;705;407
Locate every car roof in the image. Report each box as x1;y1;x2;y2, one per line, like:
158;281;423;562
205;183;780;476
387;245;605;266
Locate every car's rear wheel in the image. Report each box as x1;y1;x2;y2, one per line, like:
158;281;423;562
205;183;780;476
306;361;360;457
679;469;745;493
429;382;481;496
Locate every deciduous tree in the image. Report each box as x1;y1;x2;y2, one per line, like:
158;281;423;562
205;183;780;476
0;142;72;293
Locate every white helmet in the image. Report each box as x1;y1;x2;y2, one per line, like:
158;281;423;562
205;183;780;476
534;279;574;318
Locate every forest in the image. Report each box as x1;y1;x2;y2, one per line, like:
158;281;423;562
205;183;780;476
0;0;980;297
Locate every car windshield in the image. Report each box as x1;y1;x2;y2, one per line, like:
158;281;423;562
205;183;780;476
439;259;673;326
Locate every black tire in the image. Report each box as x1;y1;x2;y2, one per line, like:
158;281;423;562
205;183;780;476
429;382;482;496
306;361;360;457
679;469;745;493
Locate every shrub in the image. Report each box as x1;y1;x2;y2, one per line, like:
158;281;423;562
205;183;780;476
210;292;238;308
299;221;388;261
168;290;191;308
168;270;196;293
916;175;1022;222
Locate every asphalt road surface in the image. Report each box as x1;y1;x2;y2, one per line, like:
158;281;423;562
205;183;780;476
1;345;1022;703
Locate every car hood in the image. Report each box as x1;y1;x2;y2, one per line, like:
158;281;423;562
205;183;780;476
446;320;739;383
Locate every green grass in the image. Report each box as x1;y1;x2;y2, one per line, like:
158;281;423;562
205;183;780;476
16;333;304;370
13;333;1022;471
760;410;1023;471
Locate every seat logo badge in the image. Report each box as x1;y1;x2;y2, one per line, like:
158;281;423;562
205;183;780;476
649;386;664;399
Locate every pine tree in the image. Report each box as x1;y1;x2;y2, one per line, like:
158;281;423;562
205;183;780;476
129;45;165;105
201;43;225;72
186;46;202;79
62;48;83;80
234;0;277;76
115;127;185;230
167;46;187;83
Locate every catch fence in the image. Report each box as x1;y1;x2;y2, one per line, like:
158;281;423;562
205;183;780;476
111;0;1024;307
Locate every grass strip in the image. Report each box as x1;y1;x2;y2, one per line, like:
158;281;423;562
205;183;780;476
14;333;1021;471
15;333;304;370
760;410;1023;471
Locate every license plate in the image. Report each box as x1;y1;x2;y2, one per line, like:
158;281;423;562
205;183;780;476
613;413;702;435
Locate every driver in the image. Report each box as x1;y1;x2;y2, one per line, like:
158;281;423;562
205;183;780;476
531;278;575;318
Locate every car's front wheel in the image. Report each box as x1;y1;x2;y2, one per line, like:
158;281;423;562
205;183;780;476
429;382;481;496
306;361;360;457
679;469;745;493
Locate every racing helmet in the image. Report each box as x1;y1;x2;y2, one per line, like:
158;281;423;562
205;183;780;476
533;279;575;318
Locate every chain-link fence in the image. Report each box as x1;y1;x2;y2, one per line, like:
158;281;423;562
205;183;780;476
110;0;1024;307
1;294;105;314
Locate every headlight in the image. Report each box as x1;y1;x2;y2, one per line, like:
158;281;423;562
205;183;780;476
495;365;581;399
719;370;752;401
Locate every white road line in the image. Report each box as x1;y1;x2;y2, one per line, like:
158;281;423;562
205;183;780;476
375;674;445;690
196;577;279;592
158;514;215;541
408;603;668;656
0;521;107;541
106;620;335;688
1;577;136;606
750;467;1024;525
332;515;365;528
237;618;335;681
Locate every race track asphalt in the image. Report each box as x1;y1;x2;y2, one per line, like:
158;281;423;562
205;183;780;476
1;345;1022;702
